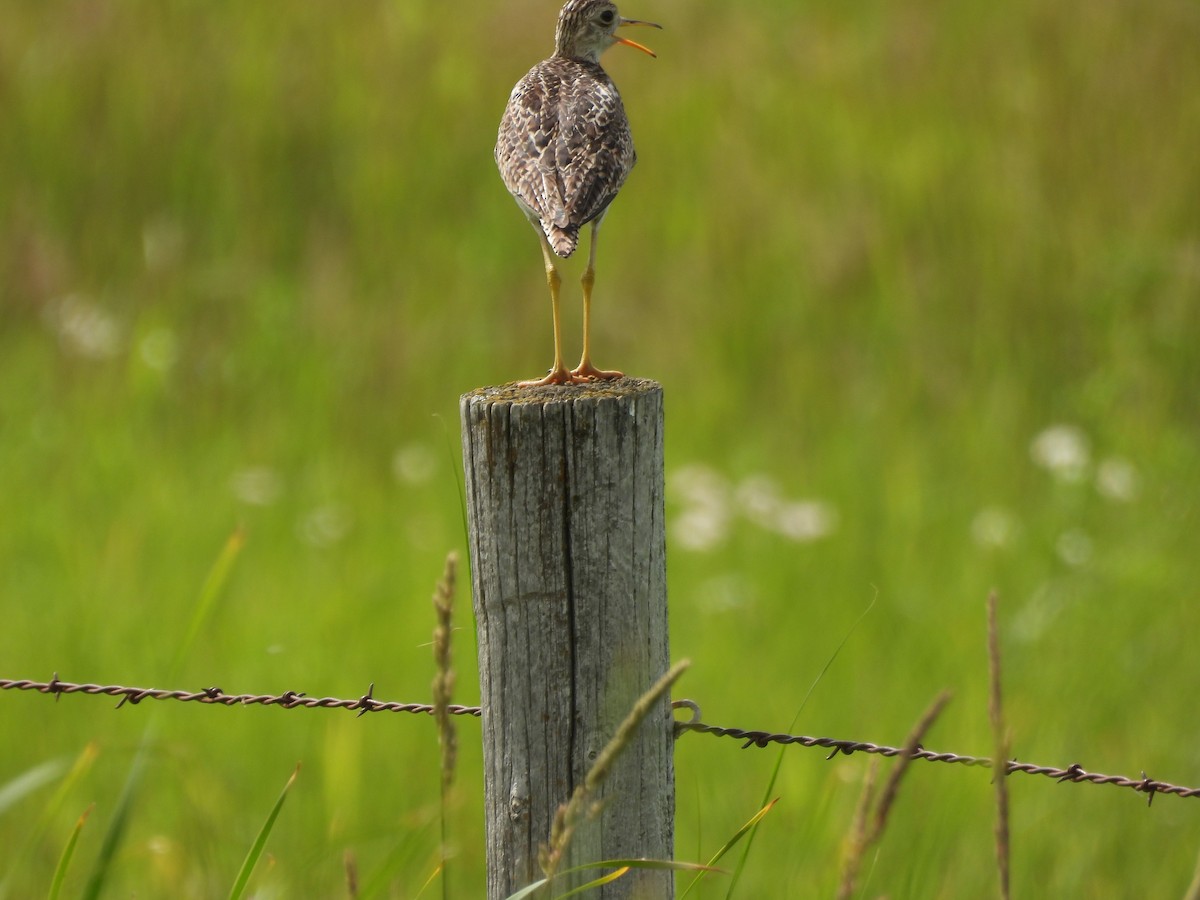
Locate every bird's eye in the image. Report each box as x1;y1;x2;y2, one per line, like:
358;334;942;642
598;9;615;24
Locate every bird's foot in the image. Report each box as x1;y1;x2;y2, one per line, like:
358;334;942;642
517;366;575;387
517;363;624;387
569;362;623;383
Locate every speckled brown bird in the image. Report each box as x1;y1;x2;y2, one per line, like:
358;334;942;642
496;0;661;386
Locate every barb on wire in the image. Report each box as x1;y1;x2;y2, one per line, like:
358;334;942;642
0;675;482;718
669;700;1199;803
4;675;1196;805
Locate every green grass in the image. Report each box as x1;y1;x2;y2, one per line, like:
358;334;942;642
2;0;1199;896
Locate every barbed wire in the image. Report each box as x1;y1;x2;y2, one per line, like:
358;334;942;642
0;674;482;718
3;676;1195;804
668;700;1195;805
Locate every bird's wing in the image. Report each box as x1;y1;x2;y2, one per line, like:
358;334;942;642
495;60;636;245
554;62;636;230
495;64;573;233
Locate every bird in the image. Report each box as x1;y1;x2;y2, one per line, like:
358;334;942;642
495;0;661;387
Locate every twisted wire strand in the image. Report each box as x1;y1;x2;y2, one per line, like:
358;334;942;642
3;677;1194;803
0;675;482;718
672;712;1198;804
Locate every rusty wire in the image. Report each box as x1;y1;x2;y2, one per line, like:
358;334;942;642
669;700;1198;805
0;675;482;718
3;675;1196;804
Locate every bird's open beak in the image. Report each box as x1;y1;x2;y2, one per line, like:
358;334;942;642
616;18;662;58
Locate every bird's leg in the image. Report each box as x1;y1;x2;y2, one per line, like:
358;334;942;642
570;221;623;383
518;233;573;387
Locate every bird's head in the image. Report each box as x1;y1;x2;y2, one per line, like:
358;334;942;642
554;0;661;63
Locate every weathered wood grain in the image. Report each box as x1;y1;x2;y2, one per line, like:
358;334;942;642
461;378;673;899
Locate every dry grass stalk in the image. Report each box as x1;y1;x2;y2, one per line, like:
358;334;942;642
988;590;1011;900
838;758;881;900
431;552;458;900
344;848;359;899
873;690;952;839
432;551;458;792
837;690;953;900
538;659;691;892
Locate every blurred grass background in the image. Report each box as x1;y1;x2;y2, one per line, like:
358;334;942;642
2;0;1198;895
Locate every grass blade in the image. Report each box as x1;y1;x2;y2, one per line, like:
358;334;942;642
551;866;630;897
430;552;459;900
724;592;876;897
353;812;438;900
414;861;443;898
505;859;719;900
837;691;952;900
227;763;300;900
539;661;690;889
80;743;146;900
504;879;552;900
435;412;472;560
82;530;245;899
48;804;94;900
1;743;100;899
561;858;719;876
987;591;1011;900
168;527;245;682
680;799;778;898
0;760;66;817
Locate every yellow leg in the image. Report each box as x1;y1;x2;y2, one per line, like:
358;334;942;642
571;222;623;382
518;232;573;387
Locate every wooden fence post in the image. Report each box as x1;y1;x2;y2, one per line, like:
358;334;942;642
460;378;673;899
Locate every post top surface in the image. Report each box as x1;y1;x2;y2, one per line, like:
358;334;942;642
461;376;662;407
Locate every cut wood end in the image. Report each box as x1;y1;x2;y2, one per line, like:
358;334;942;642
462;376;662;406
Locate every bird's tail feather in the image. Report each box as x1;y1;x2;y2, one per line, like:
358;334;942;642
546;225;578;258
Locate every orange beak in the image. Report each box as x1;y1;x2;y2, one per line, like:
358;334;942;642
616;17;662;58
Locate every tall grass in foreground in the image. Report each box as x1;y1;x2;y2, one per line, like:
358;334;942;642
837;691;953;899
431;552;458;900
82;530;244;898
47;804;92;900
227;764;301;900
538;661;690;893
987;592;1012;900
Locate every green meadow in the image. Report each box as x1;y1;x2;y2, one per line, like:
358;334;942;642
2;0;1198;895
